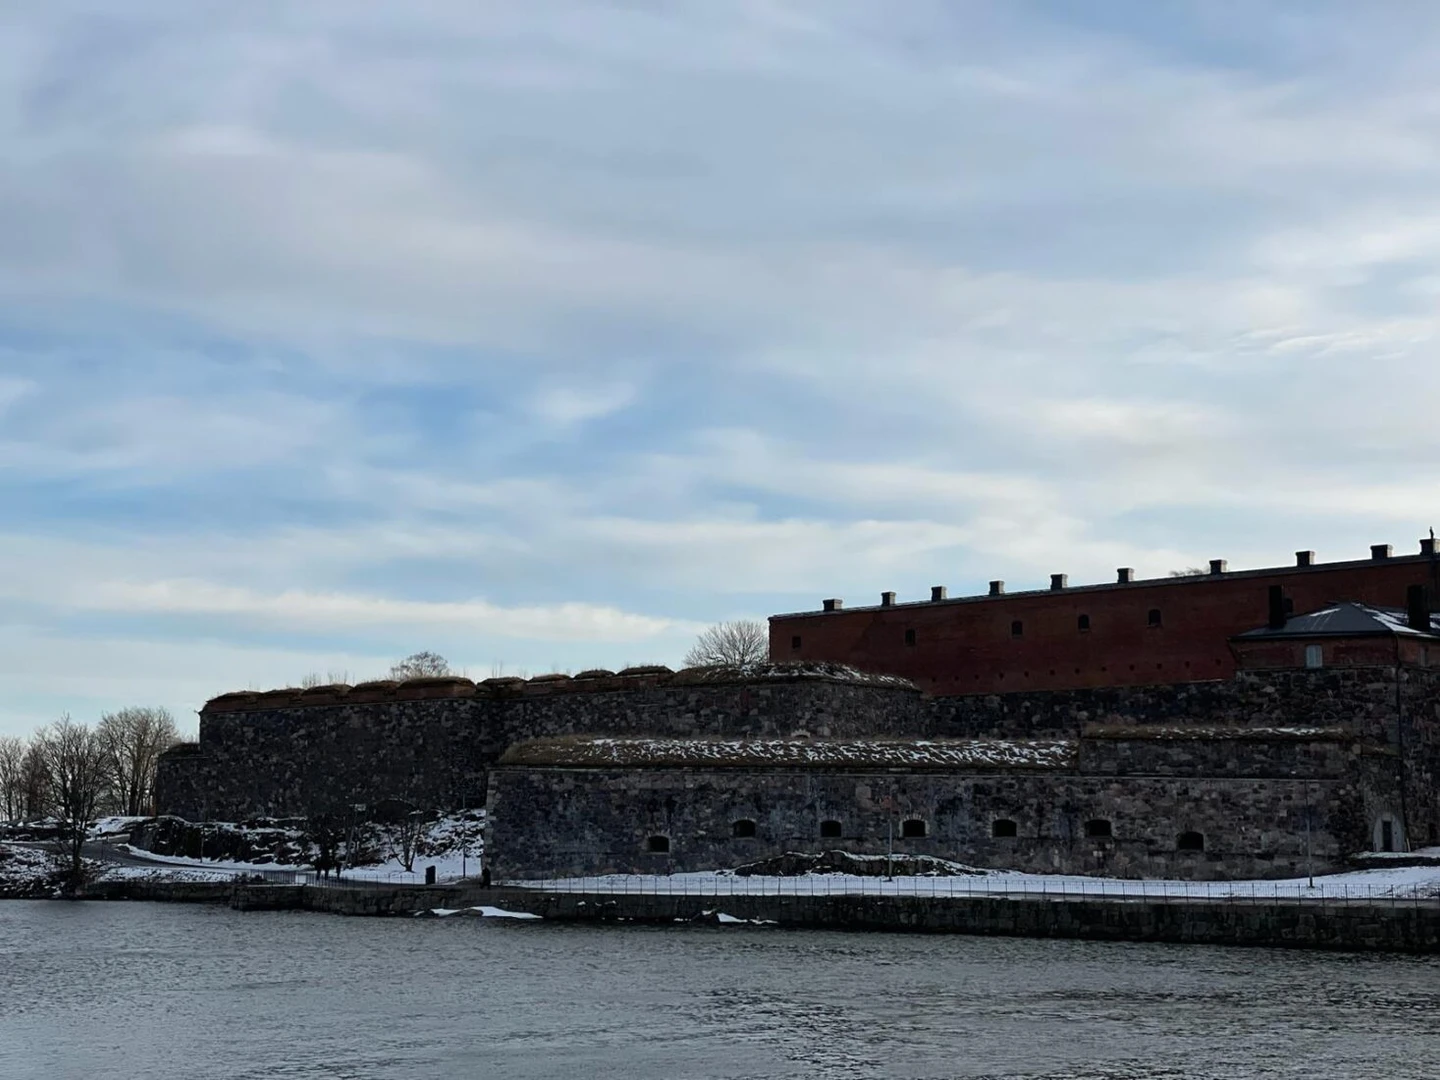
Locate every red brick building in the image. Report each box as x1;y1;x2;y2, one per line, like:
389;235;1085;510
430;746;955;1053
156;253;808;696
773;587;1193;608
769;539;1440;695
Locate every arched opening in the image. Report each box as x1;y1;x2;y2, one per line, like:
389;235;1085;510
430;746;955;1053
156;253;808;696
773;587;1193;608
646;835;670;853
1147;608;1163;628
1011;620;1024;638
992;819;1018;838
1176;831;1204;852
732;819;756;838
1077;614;1091;632
901;819;927;838
1084;818;1113;839
819;819;842;838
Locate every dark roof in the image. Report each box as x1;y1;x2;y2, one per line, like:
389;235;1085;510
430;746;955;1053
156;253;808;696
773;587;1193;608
1234;603;1440;641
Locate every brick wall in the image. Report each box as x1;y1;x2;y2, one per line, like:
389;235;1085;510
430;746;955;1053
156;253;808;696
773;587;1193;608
772;547;1440;694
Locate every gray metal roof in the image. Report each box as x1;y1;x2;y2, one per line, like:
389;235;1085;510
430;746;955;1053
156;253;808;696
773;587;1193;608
1234;603;1440;640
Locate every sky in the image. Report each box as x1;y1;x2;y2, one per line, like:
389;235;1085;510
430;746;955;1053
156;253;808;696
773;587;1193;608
3;1;1440;737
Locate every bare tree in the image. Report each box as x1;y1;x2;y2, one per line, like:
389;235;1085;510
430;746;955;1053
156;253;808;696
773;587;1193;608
389;651;451;680
0;735;25;823
683;619;770;668
36;718;109;883
390;810;428;872
19;741;48;820
97;707;181;818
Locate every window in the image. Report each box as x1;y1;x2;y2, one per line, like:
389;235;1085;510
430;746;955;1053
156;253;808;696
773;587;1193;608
1176;831;1204;852
904;628;916;647
819;819;842;838
1011;620;1024;638
646;835;670;853
791;635;802;650
1084;819;1112;839
992;819;1018;838
732;819;757;838
1304;644;1323;669
1147;609;1163;628
901;819;927;838
1078;614;1091;632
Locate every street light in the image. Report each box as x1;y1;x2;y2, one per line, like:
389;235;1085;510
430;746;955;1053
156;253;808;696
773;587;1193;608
1305;778;1314;889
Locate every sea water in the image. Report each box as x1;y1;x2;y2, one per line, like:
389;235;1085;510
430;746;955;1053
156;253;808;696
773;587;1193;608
1;901;1437;1080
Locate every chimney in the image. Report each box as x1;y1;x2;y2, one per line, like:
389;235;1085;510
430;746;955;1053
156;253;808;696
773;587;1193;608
1268;585;1287;630
930;585;947;602
1422;537;1439;557
1117;568;1135;584
880;591;896;607
1372;544;1393;561
1050;573;1068;591
1407;584;1430;633
822;598;843;612
988;580;1005;596
1209;559;1227;575
1296;550;1316;568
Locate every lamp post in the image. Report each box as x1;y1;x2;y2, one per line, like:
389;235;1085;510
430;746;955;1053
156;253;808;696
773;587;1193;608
883;794;895;882
1305;778;1314;889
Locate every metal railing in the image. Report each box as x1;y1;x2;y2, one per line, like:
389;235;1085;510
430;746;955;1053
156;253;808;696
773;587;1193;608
497;870;1440;907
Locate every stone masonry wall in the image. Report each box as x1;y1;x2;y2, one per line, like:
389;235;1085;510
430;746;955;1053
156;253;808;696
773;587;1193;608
929;669;1426;743
1401;668;1440;846
486;734;1375;882
156;669;925;820
155;663;1434;867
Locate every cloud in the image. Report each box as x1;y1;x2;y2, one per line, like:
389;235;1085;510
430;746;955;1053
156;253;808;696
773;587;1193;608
77;579;697;643
3;1;1440;729
530;383;636;426
0;376;35;415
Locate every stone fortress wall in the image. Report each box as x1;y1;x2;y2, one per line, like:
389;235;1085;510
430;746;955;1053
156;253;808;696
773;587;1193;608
157;659;1440;880
155;664;926;821
487;728;1375;882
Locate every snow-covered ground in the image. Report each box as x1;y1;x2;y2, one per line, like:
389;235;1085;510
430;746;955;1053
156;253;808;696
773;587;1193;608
511;861;1440;902
99;811;485;885
89;816;152;839
93;864;238;884
112;846;309;876
0;844;59;897
340;849;477;884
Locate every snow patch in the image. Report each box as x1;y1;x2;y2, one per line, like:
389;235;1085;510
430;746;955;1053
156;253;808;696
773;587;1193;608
504;736;1075;771
420;905;541;919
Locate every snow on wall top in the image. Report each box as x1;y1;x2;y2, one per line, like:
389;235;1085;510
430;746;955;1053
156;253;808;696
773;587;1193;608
499;736;1077;771
1083;724;1352;742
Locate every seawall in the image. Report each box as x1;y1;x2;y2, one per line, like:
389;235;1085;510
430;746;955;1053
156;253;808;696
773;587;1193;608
62;879;1440;952
517;889;1440;954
